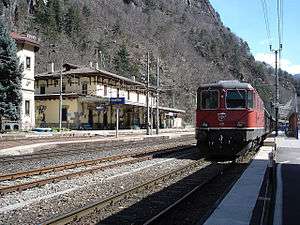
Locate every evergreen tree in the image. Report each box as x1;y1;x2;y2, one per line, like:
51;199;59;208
50;0;63;32
33;0;63;37
0;19;23;130
82;4;91;18
33;0;48;27
64;4;81;38
113;45;131;77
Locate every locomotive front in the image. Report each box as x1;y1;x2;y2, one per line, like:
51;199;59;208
196;80;265;157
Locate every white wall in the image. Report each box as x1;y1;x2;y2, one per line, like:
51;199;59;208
17;44;36;130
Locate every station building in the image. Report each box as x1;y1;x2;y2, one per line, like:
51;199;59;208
3;32;40;131
34;63;185;130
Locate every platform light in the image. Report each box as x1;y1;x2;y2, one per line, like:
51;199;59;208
201;122;209;128
237;122;245;128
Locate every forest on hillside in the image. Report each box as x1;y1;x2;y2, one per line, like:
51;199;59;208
1;0;296;123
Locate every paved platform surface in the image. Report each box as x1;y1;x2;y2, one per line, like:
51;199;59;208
202;145;273;225
274;136;300;225
0;129;194;156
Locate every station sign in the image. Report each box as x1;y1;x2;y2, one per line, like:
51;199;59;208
96;105;106;112
110;97;125;105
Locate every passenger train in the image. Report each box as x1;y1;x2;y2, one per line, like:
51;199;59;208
196;80;273;158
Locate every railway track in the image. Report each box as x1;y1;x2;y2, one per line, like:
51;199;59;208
0;135;195;163
41;145;259;225
143;152;255;225
41;156;206;225
0;145;195;195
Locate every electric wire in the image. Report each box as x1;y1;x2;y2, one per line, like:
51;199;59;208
260;0;272;46
277;0;283;79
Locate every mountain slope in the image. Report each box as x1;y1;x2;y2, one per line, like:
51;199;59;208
2;0;296;122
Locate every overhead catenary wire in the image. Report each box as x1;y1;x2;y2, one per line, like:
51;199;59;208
260;0;272;46
277;0;283;76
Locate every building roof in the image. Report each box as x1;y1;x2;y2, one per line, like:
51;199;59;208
35;63;147;87
198;80;253;90
11;32;40;50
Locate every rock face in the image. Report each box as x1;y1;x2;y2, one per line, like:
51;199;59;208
2;0;296;123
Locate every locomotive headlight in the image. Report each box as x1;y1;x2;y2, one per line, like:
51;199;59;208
237;122;245;128
201;122;209;128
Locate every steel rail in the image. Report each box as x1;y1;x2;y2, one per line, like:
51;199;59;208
0;154;128;181
0;146;195;194
41;158;207;225
0;145;194;182
143;163;232;225
0;137;195;163
0;156;150;195
143;144;262;225
143;145;260;225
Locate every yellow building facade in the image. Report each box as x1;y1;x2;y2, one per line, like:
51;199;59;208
35;63;184;130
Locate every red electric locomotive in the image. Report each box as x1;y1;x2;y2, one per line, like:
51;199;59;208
196;80;268;157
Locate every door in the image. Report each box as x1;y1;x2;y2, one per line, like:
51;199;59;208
88;109;93;127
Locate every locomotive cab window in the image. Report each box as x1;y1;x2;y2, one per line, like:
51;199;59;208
247;91;254;109
226;90;246;109
200;90;219;109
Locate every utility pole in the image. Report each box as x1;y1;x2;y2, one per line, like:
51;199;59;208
116;106;119;138
59;68;63;132
270;43;282;137
274;49;279;137
146;52;150;135
156;57;160;135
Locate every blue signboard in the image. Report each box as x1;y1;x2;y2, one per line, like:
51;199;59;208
110;97;125;105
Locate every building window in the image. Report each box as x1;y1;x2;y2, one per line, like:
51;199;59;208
25;100;30;115
26;57;31;69
137;93;140;102
127;91;130;100
117;88;120;98
54;80;58;87
62;108;68;122
82;83;88;95
40;86;45;94
62;83;66;93
104;85;108;96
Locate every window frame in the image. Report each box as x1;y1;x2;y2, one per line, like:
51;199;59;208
82;83;88;95
225;89;247;110
62;83;66;93
25;100;30;115
200;89;220;110
62;107;68;122
103;85;108;96
40;86;45;94
26;56;31;69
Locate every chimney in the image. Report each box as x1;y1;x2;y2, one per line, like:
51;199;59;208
95;62;99;70
131;76;136;81
89;61;93;68
48;62;55;73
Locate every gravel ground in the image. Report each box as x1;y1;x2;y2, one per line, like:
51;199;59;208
0;148;200;225
0;136;116;150
0;139;195;174
0;157;134;187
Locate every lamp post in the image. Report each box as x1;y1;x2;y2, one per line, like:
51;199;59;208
156;57;160;135
59;68;63;132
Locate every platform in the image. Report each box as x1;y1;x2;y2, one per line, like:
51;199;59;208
273;136;300;225
202;144;273;225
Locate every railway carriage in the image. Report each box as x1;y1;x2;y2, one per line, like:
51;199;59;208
196;80;270;157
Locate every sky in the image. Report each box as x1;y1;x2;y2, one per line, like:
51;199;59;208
209;0;300;75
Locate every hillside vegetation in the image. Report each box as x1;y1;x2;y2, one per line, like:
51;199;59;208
2;0;296;122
